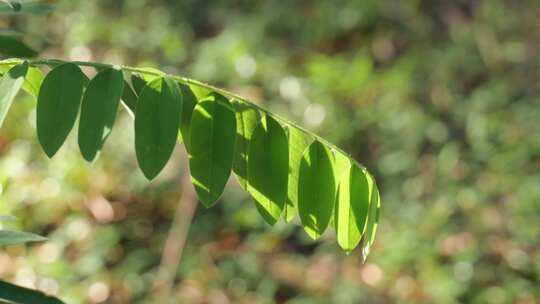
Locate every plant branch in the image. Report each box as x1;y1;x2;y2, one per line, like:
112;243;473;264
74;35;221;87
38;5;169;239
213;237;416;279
0;57;366;171
152;163;198;300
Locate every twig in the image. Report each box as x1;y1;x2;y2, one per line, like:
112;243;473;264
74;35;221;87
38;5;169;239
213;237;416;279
152;157;198;300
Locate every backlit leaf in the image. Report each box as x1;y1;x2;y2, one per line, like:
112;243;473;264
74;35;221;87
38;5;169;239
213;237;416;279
135;77;182;180
0;61;27;128
298;140;336;239
362;179;380;261
232;100;260;189
36;63;84;157
22;66;43;98
78;67;124;162
334;153;372;252
0;64;42;98
139;67;164;82
284;126;311;222
247;115;288;225
190;85;211;100
189;92;236;207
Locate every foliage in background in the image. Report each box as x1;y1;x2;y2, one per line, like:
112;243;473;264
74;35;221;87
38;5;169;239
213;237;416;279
0;215;64;304
0;0;539;303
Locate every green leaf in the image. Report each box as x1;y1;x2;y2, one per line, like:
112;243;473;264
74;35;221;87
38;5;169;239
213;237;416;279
22;66;43;98
232;100;260;190
0;230;46;246
135;77;182;180
0;61;27;128
361;179;380;261
0;36;37;57
247;115;288;225
284;126;311;222
298;140;336;239
179;84;198;149
189;84;211;100
36;63;85;157
189;92;236;207
78;67;124;162
0;280;64;304
131;73;146;95
0;1;53;15
139;67;164;82
0;0;19;11
334;154;372;252
121;79;137;116
0;64;43;98
130;68;163;95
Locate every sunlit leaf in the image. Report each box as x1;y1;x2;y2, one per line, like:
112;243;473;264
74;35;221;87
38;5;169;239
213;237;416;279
135;77;182;180
0;64;42;98
36;63;84;157
0;61;27;128
189;92;236;207
232;100;260;189
138;67;164;82
0;230;46;246
78;67;124;162
362;179;380;261
298;140;336;239
189;85;211;100
247;115;288;225
22;66;43;98
284;126;311;222
0;36;37;57
334;153;372;252
0;280;64;304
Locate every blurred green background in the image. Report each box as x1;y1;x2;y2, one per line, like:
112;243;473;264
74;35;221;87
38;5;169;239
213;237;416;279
1;0;540;303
